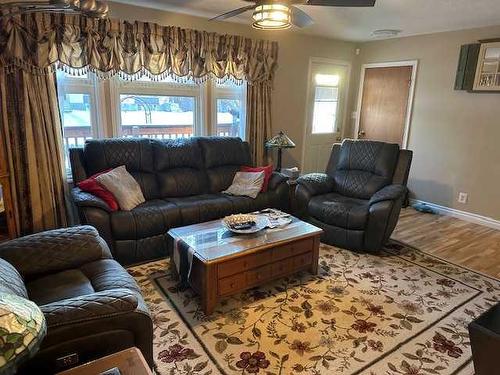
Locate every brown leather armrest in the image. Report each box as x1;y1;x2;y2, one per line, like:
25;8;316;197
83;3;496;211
0;226;112;279
41;289;139;327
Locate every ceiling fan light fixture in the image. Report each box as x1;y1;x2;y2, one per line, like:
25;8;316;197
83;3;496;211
252;3;291;30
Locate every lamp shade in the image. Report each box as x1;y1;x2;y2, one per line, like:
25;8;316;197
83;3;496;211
0;294;46;375
265;131;296;149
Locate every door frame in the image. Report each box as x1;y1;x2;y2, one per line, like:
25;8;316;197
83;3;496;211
354;60;418;149
301;57;352;172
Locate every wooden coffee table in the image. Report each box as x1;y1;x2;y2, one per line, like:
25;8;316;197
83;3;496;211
168;216;322;315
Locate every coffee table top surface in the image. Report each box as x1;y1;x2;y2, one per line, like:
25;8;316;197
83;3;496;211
168;216;322;263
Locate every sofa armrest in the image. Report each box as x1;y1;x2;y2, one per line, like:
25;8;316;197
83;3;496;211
369;184;407;206
41;289;139;327
296;173;335;197
0;226;112;279
72;187;111;213
268;171;288;190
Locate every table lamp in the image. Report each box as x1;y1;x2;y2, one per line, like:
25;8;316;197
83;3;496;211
0;294;46;375
265;131;296;171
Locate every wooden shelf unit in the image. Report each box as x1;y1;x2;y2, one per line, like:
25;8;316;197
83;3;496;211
473;42;500;91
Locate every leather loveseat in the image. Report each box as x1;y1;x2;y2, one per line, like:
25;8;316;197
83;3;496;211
70;137;289;265
0;226;153;374
296;139;412;252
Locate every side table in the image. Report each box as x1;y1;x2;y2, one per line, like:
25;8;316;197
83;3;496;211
56;347;152;375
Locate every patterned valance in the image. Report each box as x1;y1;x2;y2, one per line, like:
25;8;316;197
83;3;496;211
0;13;279;84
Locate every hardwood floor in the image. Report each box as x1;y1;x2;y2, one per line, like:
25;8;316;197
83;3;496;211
393;208;500;279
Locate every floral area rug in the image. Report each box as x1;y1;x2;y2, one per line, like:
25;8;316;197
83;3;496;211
127;241;500;375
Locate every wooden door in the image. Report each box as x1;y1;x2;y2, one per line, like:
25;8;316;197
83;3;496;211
358;66;413;145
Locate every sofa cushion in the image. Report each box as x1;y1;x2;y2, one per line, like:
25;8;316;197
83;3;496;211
167;194;235;225
27;269;94;306
333;140;399;199
197;137;251;169
96;166;146;211
308;193;369;230
83;139;159;200
0;258;28;298
111;200;181;240
153;139;208;197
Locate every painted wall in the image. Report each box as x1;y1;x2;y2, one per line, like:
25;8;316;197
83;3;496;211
351;25;500;220
108;2;357;169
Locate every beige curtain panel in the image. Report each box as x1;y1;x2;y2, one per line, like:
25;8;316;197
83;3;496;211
0;13;279;85
0;68;68;235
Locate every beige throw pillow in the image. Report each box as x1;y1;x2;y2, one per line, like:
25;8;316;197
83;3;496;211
223;171;265;199
95;166;145;211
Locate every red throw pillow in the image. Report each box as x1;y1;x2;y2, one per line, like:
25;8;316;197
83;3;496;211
77;169;119;211
241;165;273;192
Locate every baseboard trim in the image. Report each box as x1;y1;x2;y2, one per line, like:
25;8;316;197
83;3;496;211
409;199;500;231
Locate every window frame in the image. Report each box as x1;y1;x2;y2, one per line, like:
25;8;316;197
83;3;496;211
210;81;247;139
109;78;205;139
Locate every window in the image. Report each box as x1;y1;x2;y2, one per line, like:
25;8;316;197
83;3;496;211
56;71;247;176
56;71;100;173
113;76;203;139
212;81;246;138
311;73;340;134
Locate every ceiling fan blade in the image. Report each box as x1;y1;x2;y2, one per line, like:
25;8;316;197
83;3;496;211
290;6;314;28
306;0;376;6
209;5;255;21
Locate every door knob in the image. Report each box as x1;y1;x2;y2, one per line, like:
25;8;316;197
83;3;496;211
358;130;366;137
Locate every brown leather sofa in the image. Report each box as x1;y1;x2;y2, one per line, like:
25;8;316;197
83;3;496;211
70;137;290;265
0;226;153;374
296;139;412;252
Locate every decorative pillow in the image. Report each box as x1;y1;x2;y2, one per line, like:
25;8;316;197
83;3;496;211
77;169;119;211
222;171;265;199
241;165;273;192
95;166;146;211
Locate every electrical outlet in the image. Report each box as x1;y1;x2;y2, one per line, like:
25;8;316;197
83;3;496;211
458;192;468;204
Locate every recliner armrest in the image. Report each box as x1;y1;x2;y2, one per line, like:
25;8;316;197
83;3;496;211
296;173;335;197
41;289;139;327
72;187;111;213
0;226;112;278
369;184;407;206
268;171;288;190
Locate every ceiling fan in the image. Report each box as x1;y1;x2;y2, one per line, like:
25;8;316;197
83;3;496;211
210;0;376;30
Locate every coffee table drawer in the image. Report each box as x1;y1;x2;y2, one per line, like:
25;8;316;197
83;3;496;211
218;250;273;278
292;252;313;270
290;238;313;256
218;273;246;296
246;264;273;286
272;258;293;277
273;238;313;261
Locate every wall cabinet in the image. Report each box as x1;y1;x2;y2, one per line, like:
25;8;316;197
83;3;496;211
473;42;500;92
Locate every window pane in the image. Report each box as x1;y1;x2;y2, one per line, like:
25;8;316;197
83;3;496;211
59;93;94;172
119;94;195;139
216;98;242;137
312;86;338;134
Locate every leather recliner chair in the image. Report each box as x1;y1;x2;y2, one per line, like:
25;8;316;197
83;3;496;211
0;226;153;374
295;139;412;252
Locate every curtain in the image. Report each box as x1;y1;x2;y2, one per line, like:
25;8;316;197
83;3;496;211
0;13;278;85
246;82;272;166
0;68;68;235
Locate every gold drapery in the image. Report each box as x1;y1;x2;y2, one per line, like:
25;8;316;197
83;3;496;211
0;13;279;85
0;68;68;235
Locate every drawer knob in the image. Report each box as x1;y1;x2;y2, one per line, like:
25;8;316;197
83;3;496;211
230;283;235;288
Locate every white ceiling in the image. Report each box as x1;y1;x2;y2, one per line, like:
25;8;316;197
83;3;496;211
111;0;500;42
